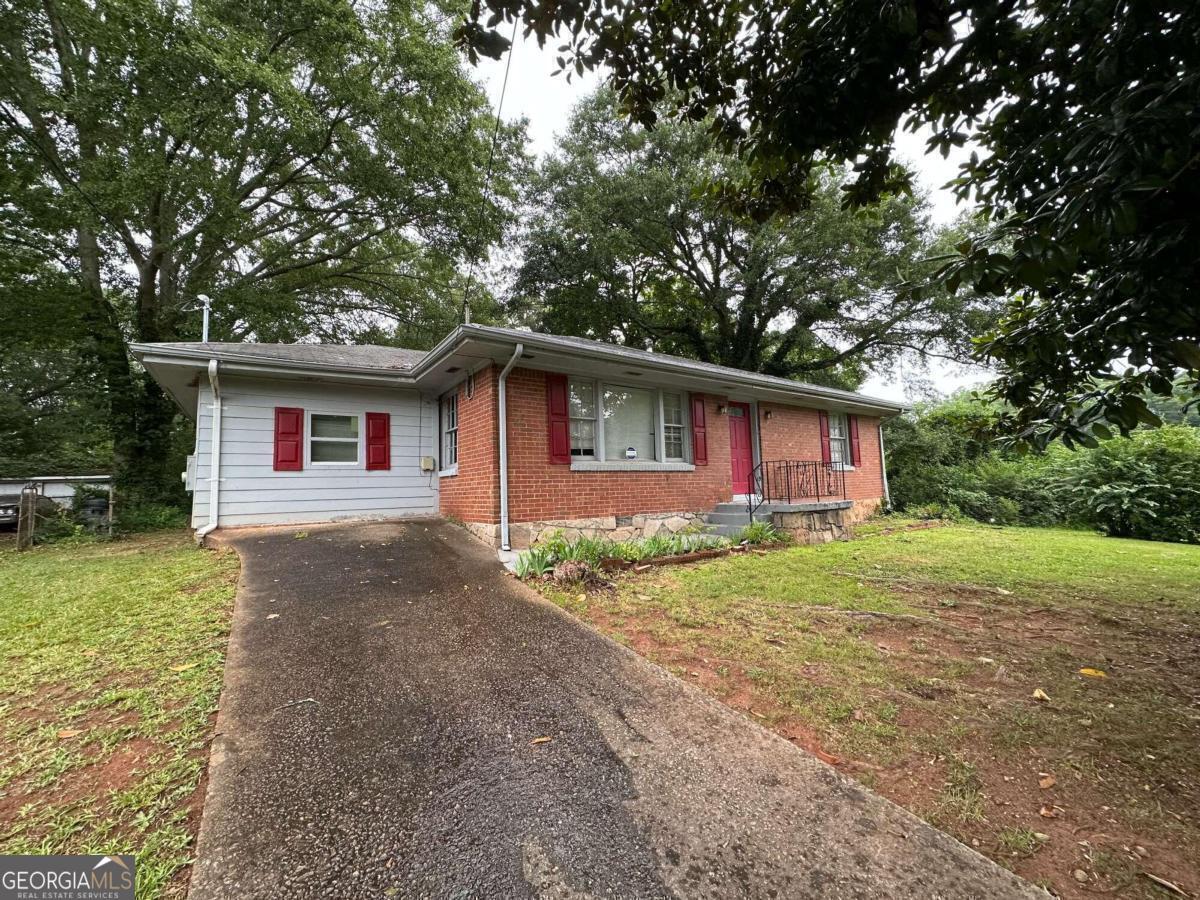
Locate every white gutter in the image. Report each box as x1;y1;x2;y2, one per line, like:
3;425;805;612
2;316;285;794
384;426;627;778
498;343;524;551
196;360;222;543
878;422;891;508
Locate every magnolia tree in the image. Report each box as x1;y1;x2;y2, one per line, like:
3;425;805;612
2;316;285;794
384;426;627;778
460;0;1200;447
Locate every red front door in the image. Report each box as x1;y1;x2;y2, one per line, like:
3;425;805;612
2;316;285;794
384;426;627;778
728;402;753;494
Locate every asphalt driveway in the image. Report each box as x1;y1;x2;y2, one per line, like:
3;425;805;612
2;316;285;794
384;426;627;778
190;519;1042;899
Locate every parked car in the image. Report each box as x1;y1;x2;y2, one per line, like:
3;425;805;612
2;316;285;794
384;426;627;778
0;492;59;528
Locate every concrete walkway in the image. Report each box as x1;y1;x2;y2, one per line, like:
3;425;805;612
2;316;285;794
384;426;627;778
190;519;1044;899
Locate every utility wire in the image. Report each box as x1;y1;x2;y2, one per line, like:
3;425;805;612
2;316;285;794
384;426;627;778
461;17;519;324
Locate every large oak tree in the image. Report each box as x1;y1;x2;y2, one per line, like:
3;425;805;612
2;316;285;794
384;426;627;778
1;0;524;495
512;90;995;389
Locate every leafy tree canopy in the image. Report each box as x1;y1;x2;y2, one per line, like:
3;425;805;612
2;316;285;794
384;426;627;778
1;0;524;491
512;90;996;389
459;0;1200;446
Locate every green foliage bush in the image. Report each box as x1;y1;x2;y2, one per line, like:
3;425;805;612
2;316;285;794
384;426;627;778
514;529;733;577
734;521;788;545
115;502;189;534
886;393;1200;544
1052;427;1200;543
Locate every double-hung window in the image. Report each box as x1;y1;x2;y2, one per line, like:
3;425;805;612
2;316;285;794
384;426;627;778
309;413;360;464
440;393;458;469
661;392;686;460
567;378;689;463
827;412;850;467
568;380;597;458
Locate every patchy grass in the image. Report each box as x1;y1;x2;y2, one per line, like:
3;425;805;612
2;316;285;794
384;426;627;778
0;531;238;898
538;523;1200;899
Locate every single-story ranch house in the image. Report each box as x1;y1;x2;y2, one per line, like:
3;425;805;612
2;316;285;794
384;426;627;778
132;325;904;549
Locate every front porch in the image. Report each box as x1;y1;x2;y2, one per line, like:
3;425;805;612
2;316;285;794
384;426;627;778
706;458;875;543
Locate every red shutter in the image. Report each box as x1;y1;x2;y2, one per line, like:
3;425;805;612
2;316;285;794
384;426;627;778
849;414;862;467
546;373;570;464
274;407;303;471
365;412;390;471
818;410;832;464
690;394;708;465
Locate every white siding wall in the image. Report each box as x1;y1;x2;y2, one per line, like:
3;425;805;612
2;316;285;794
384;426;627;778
192;376;438;528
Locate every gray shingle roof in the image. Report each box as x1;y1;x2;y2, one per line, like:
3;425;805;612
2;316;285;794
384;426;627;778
143;342;426;371
454;325;903;411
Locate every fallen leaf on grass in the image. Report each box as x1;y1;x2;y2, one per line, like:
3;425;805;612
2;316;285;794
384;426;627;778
1039;773;1057;790
57;729;83;739
530;736;552;745
1079;667;1108;678
1032;688;1051;702
81;650;98;658
169;662;198;673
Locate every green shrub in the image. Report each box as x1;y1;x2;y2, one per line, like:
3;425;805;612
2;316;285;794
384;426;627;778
907;502;964;522
1053;426;1200;543
735;521;787;544
514;547;556;579
515;530;731;577
884;390;1200;543
115;502;189;533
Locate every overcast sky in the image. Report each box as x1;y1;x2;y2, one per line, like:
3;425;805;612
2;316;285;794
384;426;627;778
474;35;992;404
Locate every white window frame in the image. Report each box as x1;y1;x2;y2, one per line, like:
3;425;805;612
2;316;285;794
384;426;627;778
566;378;691;467
827;412;853;469
568;378;598;460
306;410;362;468
440;392;459;474
660;390;688;462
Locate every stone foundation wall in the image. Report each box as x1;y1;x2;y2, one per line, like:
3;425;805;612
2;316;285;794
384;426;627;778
771;497;882;545
464;512;707;549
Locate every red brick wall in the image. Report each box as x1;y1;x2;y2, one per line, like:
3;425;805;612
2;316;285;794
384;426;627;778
437;366;500;523
505;368;732;522
757;403;885;501
439;364;886;525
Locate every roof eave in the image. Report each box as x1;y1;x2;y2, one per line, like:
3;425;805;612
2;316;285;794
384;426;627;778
414;326;907;416
129;343;418;382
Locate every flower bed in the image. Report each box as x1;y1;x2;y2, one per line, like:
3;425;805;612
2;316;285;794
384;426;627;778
513;523;788;581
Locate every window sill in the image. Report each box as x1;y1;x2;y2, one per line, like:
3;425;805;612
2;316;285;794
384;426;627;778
438;465;459;478
570;460;695;473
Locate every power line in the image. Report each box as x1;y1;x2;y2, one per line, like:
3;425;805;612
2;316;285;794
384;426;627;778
461;17;519;325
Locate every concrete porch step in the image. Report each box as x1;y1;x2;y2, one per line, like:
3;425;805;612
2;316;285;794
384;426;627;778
702;522;750;538
703;510;767;526
710;501;755;513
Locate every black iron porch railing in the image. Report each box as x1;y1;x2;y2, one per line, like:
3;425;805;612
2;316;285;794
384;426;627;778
748;460;847;520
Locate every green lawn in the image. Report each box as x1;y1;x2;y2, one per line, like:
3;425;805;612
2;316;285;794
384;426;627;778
543;523;1200;899
0;532;238;898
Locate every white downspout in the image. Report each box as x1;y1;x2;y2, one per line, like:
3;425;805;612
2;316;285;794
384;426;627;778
878;421;891;508
498;342;524;551
196;360;222;543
